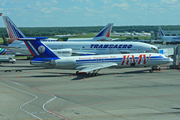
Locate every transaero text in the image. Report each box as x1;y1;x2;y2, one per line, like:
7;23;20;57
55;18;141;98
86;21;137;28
90;44;132;49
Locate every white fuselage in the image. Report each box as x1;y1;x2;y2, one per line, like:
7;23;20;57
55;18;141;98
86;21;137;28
31;53;172;70
161;36;180;42
9;41;158;56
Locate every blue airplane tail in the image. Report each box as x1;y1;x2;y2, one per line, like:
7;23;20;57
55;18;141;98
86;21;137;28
20;38;59;59
159;27;165;37
3;16;26;43
94;23;113;38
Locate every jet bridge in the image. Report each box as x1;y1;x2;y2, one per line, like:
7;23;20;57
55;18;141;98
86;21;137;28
157;45;180;69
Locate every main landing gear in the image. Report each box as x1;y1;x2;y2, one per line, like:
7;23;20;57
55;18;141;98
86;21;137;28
149;65;161;73
88;69;100;77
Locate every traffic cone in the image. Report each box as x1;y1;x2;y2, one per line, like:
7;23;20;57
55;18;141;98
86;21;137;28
115;73;116;76
103;71;105;74
71;74;73;77
58;72;59;75
83;77;85;81
16;75;18;78
45;70;46;73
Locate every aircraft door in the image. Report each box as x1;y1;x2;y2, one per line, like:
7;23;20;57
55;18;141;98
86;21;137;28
138;47;143;53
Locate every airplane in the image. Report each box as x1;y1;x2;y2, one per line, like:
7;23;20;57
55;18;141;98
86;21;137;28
142;31;151;36
17;37;173;76
133;31;144;36
3;16;113;42
0;16;159;56
133;31;151;36
56;23;113;42
159;26;180;44
114;31;132;36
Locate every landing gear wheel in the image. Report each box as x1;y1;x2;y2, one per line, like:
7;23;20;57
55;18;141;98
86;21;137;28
95;73;99;76
91;73;95;77
88;73;91;77
149;70;153;73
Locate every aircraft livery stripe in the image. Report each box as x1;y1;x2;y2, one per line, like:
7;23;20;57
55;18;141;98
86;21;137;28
24;41;35;56
76;56;169;64
27;41;40;56
6;19;15;41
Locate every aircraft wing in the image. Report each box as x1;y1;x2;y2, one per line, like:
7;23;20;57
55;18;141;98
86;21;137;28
0;45;27;50
72;51;97;55
54;35;78;38
77;62;118;73
0;45;30;55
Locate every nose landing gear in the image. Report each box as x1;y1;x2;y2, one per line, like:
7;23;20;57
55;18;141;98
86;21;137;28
149;65;161;73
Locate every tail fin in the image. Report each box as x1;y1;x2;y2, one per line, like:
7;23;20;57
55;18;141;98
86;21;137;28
3;16;26;43
0;48;6;55
94;23;113;38
19;38;59;59
159;26;165;37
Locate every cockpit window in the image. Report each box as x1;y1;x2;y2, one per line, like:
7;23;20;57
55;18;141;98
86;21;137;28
145;47;159;53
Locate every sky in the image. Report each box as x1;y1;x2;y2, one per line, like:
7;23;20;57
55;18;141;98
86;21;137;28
0;0;180;27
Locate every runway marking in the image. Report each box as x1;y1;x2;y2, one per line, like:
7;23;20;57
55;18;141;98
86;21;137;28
0;80;42;120
31;87;69;120
0;77;69;120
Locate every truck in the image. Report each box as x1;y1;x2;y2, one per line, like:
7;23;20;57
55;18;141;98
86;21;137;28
0;55;16;64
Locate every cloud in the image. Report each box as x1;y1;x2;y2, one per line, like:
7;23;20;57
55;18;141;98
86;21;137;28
108;14;120;18
69;6;83;11
51;0;58;4
85;0;93;5
85;7;103;14
71;0;83;3
131;0;141;2
161;0;178;4
1;3;5;6
112;3;129;9
41;8;52;13
102;0;113;4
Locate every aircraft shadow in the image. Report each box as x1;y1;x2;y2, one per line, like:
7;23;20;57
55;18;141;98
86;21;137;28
122;69;150;74
171;108;180;110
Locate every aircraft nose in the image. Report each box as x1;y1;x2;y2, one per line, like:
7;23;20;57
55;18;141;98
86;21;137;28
169;58;173;63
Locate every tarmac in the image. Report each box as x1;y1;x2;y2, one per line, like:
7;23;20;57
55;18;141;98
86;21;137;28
0;59;180;120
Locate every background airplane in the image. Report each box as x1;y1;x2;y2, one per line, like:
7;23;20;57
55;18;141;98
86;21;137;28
3;16;113;42
159;26;180;44
114;31;132;36
133;31;145;36
0;16;159;56
61;23;113;41
17;38;173;76
142;31;151;36
133;31;151;36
